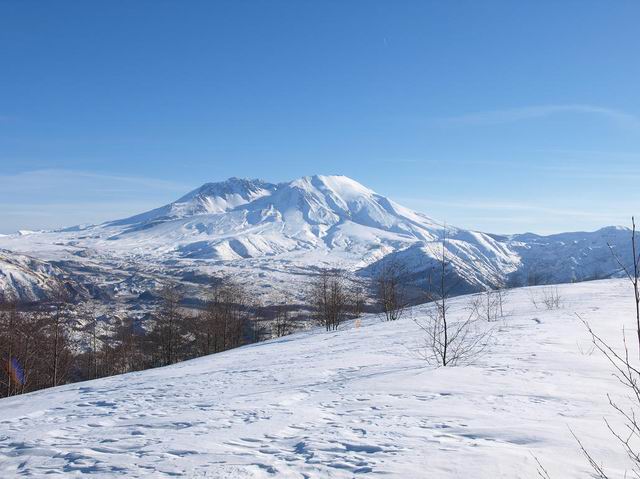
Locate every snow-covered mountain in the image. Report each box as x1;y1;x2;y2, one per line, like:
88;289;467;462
0;175;634;304
100;175;442;258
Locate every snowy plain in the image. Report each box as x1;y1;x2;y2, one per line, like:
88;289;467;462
0;278;636;478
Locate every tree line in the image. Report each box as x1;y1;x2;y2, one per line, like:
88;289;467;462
1;278;277;398
0;270;369;398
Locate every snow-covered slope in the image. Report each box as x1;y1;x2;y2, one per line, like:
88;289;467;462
0;250;67;302
508;226;633;284
99;175;442;257
0;279;634;477
0;175;633;303
110;177;277;226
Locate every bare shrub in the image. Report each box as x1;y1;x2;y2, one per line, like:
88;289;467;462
530;286;562;310
469;289;501;322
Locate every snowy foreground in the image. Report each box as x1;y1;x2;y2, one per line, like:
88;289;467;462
0;280;636;478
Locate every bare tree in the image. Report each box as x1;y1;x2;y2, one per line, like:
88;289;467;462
308;268;352;331
80;314;101;380
248;304;269;344
417;298;490;367
350;278;367;319
1;277;263;396
195;279;251;355
4;297;77;393
576;320;640;479
149;284;185;366
110;314;141;374
375;260;409;321
494;280;510;318
46;287;74;388
608;216;640;356
271;300;296;338
0;298;19;396
416;227;490;366
570;218;640;477
195;292;219;356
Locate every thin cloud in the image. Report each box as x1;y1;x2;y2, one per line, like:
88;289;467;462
533;148;640;160
532;165;640;180
437;104;640;130
0;169;190;195
396;197;628;235
0;169;193;233
397;197;619;220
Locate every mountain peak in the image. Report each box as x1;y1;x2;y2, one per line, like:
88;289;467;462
109;177;276;225
109;174;430;238
291;175;375;196
179;177;275;202
167;178;276;217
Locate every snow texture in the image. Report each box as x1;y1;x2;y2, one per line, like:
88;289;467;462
0;279;635;477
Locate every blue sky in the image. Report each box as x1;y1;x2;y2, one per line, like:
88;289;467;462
1;0;639;234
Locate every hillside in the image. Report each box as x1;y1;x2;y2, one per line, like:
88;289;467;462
0;250;67;302
0;279;634;477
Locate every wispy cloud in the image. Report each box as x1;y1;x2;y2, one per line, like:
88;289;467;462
0;169;193;233
437;104;640;130
395;196;630;235
397;197;624;221
0;169;190;194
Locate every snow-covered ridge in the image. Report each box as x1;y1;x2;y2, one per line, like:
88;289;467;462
0;250;66;302
0;174;633;303
0;279;632;477
110;177;277;226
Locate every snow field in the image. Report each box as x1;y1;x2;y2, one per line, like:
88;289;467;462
0;279;635;477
